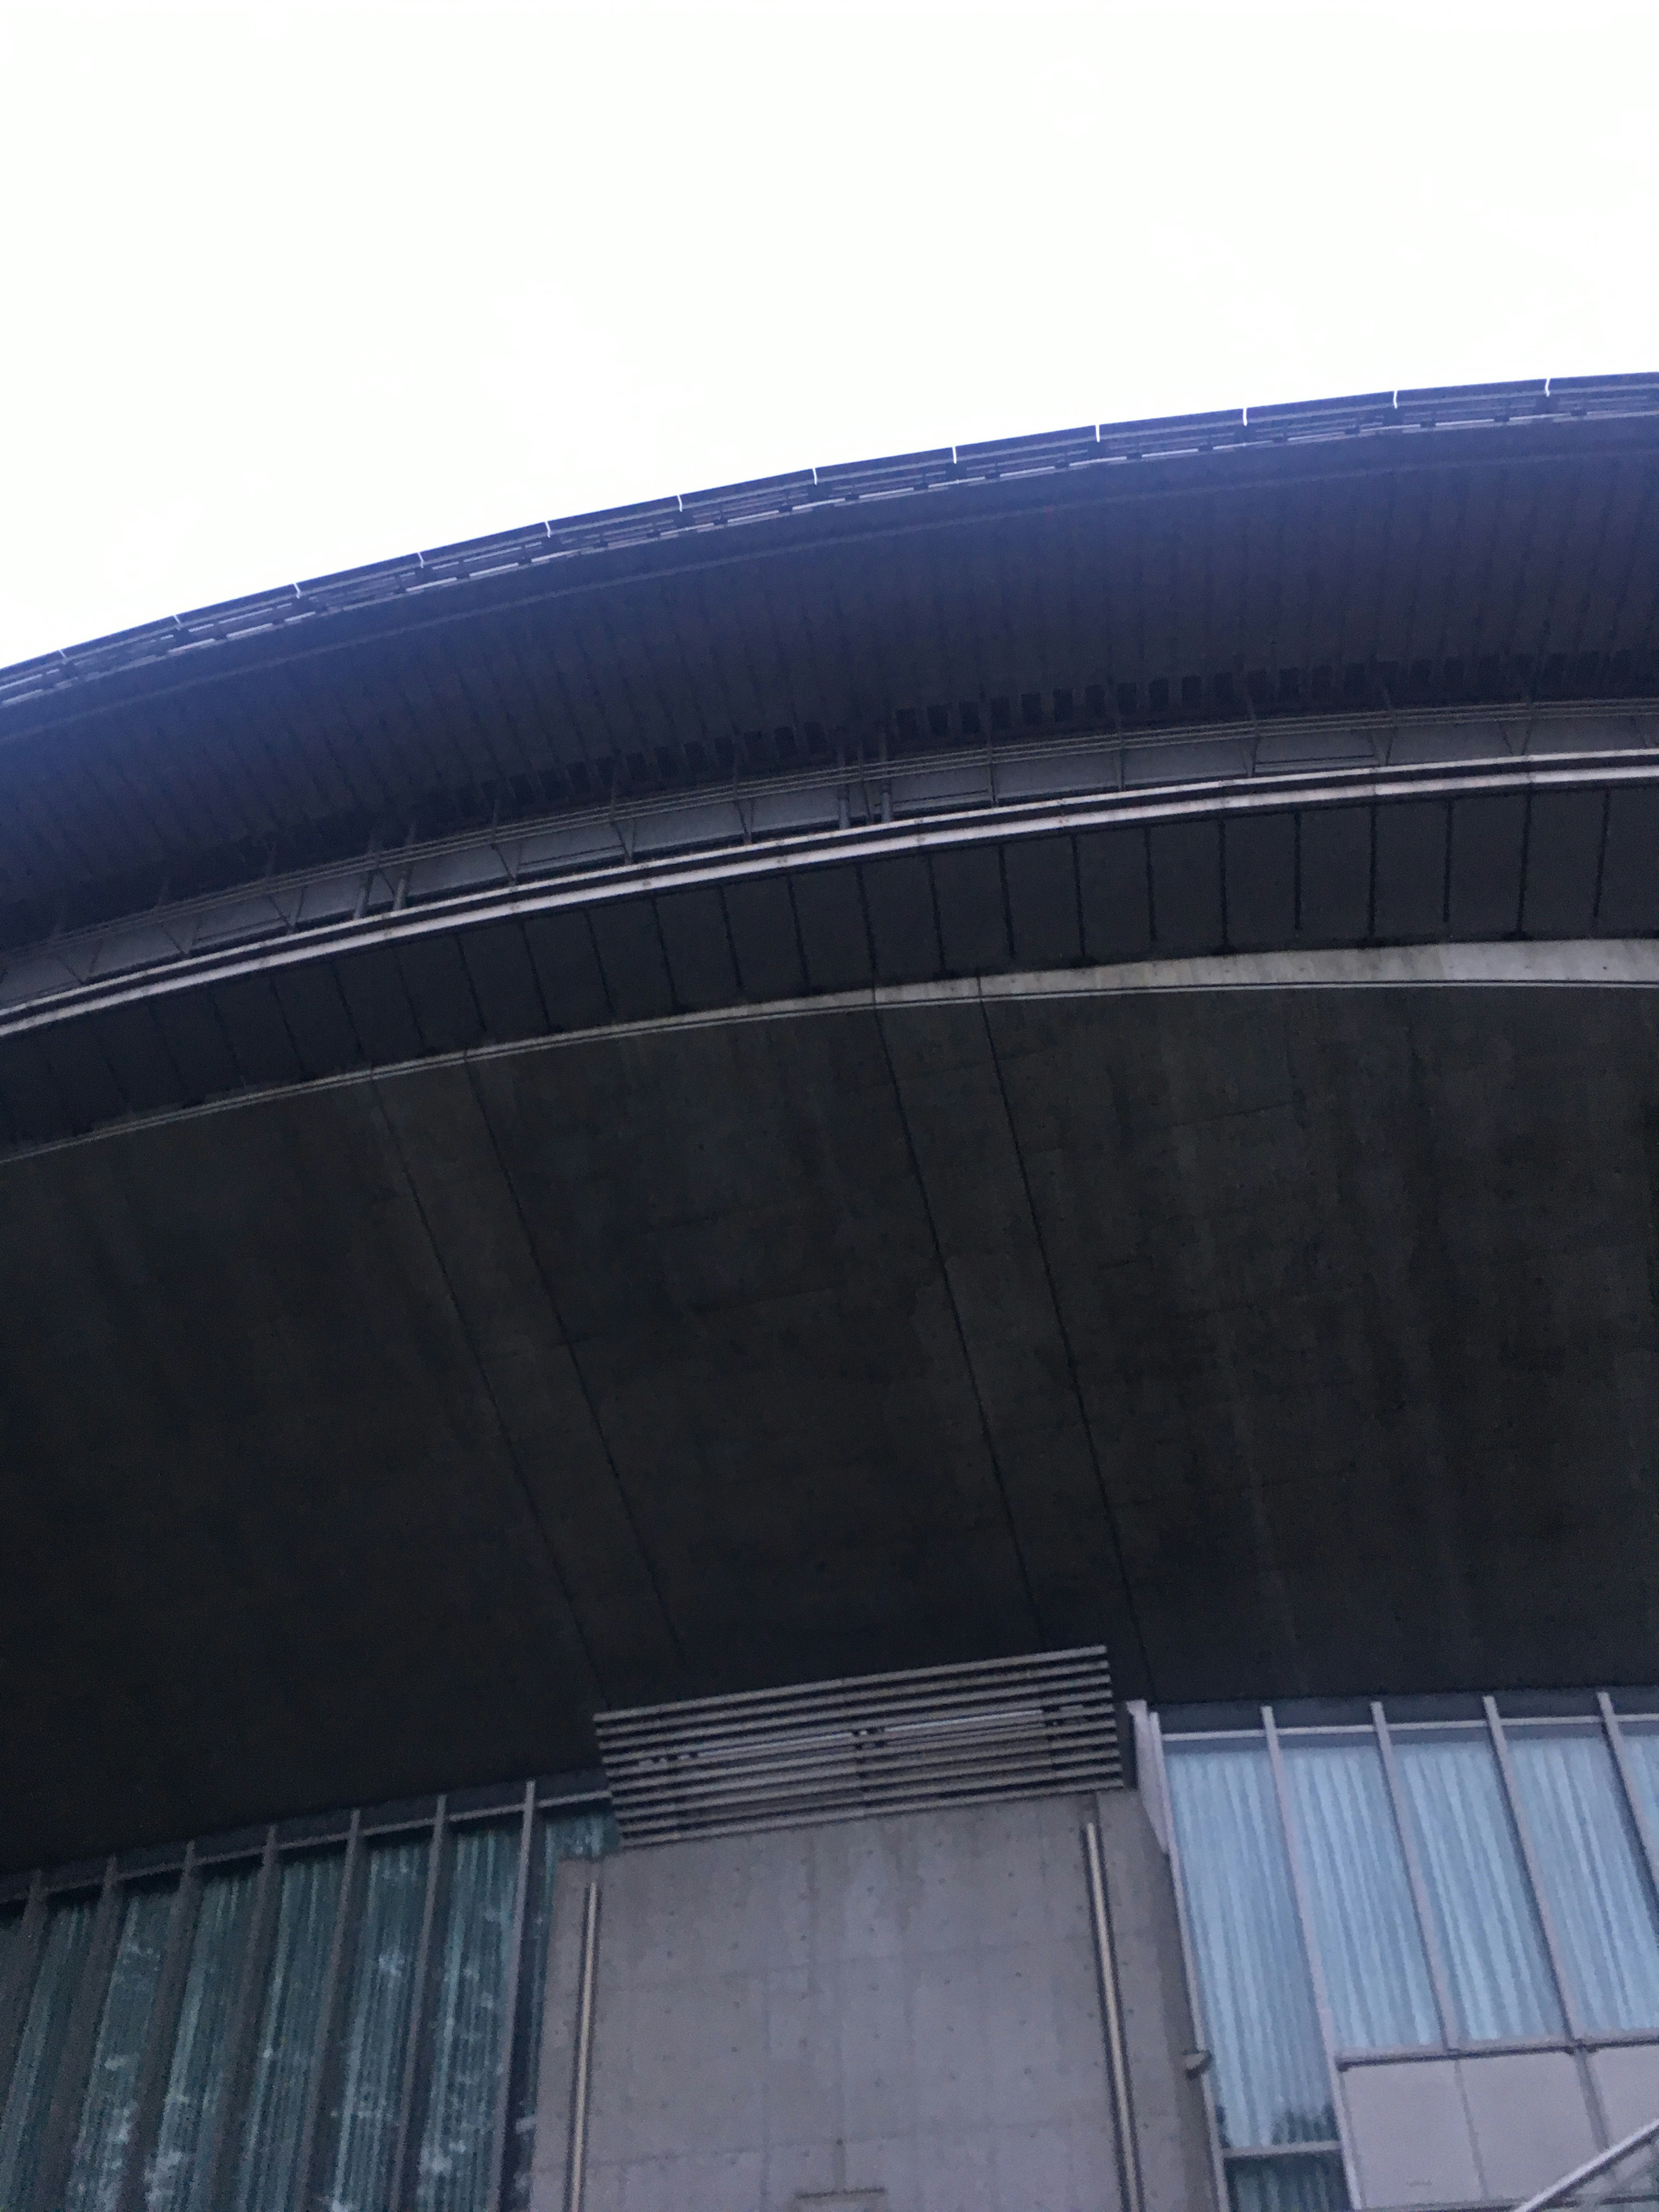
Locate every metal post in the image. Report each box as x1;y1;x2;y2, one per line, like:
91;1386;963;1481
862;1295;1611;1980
1082;1818;1144;2212
486;1787;537;2212
388;1798;448;2212
202;1830;282;2212
30;1858;123;2212
1371;1701;1461;2047
1262;1706;1362;2205
1149;1716;1231;2212
116;1846;203;2212
294;1814;362;2212
564;1881;600;2212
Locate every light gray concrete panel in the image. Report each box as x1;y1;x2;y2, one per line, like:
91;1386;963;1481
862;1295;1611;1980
1588;2043;1659;2143
1342;2059;1482;2207
1459;2050;1599;2200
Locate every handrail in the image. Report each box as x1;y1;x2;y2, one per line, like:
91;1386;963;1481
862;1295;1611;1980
1511;2113;1659;2212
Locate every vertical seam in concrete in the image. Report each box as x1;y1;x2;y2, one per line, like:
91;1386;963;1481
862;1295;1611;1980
366;1070;608;1703
976;997;1158;1698
460;1055;690;1680
871;1001;1046;1642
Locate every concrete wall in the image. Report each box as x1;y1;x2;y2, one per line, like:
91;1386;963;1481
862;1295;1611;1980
530;1789;1216;2212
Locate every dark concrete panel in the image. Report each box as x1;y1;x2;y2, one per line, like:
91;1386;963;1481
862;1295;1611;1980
36;1020;127;1135
459;920;549;1045
0;1031;73;1145
90;1003;186;1119
1448;793;1526;939
1223;814;1296;953
1004;836;1081;967
1299;804;1372;943
1149;820;1224;956
861;855;942;986
210;976;304;1090
931;844;1010;976
1599;785;1659;934
1374;802;1449;941
522;909;611;1030
791;866;872;993
655;887;740;1014
270;961;365;1082
1523;788;1605;938
152;992;240;1107
334;943;425;1064
1077;827;1153;964
589;899;674;1023
723;877;807;1002
396;932;487;1055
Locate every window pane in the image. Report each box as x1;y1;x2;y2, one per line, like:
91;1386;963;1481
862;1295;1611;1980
415;1825;519;2212
505;1811;613;2211
1165;1741;1336;2149
0;1897;99;2212
1394;1732;1562;2040
146;1866;259;2212
1616;1724;1659;1858
234;1852;346;2212
67;1885;177;2212
324;1836;429;2212
1282;1738;1440;2050
1228;2153;1349;2212
1509;1729;1659;2032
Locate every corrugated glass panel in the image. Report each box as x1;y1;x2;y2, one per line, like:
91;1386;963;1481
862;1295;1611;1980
67;1885;177;2212
1509;1728;1659;2031
1227;2153;1349;2212
1394;1731;1562;2040
1282;1736;1440;2050
414;1825;518;2212
1616;1723;1659;1867
0;1896;99;2211
1166;1740;1335;2149
146;1866;259;2212
505;1811;613;2211
322;1836;429;2212
234;1852;345;2212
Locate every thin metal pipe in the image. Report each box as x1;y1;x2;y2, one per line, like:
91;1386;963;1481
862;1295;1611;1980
388;1796;448;2212
486;1785;537;2212
1262;1706;1362;2206
1370;1701;1460;2047
1082;1820;1144;2212
565;1881;600;2212
1510;2110;1659;2212
1150;1715;1231;2212
293;1815;361;2212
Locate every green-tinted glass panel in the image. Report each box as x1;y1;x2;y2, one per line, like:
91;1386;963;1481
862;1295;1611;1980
0;1897;99;2212
67;1885;176;2212
234;1852;345;2212
146;1867;259;2212
322;1837;429;2212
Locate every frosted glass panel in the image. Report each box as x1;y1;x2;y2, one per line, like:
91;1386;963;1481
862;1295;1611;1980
415;1825;518;2212
146;1867;259;2212
1509;1729;1659;2032
68;1885;176;2212
323;1837;429;2212
0;1897;99;2212
1166;1741;1335;2149
1283;1736;1440;2050
1394;1732;1563;2040
235;1852;345;2212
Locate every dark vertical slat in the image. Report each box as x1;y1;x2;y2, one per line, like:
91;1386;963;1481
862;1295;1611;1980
30;1859;123;2212
485;1788;537;2212
387;1798;448;2212
202;1831;283;2212
115;1847;203;2212
294;1815;362;2212
0;1877;48;2100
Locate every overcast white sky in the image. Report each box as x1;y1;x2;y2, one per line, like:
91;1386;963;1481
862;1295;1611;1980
2;0;1656;671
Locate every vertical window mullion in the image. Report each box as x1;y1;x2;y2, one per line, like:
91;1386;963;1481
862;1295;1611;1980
292;1815;362;2212
0;1878;48;2099
1151;1715;1232;2212
1597;1693;1659;1917
1371;1702;1460;2048
485;1787;536;2212
200;1830;282;2212
115;1846;203;2212
1482;1698;1586;2041
30;1857;123;2212
388;1798;448;2212
1262;1706;1361;2204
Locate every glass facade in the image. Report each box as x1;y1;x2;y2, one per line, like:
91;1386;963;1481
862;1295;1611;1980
0;1793;612;2212
1164;1700;1659;2212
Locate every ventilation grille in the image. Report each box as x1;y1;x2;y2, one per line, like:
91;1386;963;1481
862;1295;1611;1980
594;1646;1120;1847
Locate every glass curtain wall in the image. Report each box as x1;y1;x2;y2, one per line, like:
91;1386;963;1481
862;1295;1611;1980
0;1794;611;2212
1164;1703;1659;2212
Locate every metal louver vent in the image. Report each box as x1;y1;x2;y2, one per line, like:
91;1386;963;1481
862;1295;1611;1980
594;1646;1119;1847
